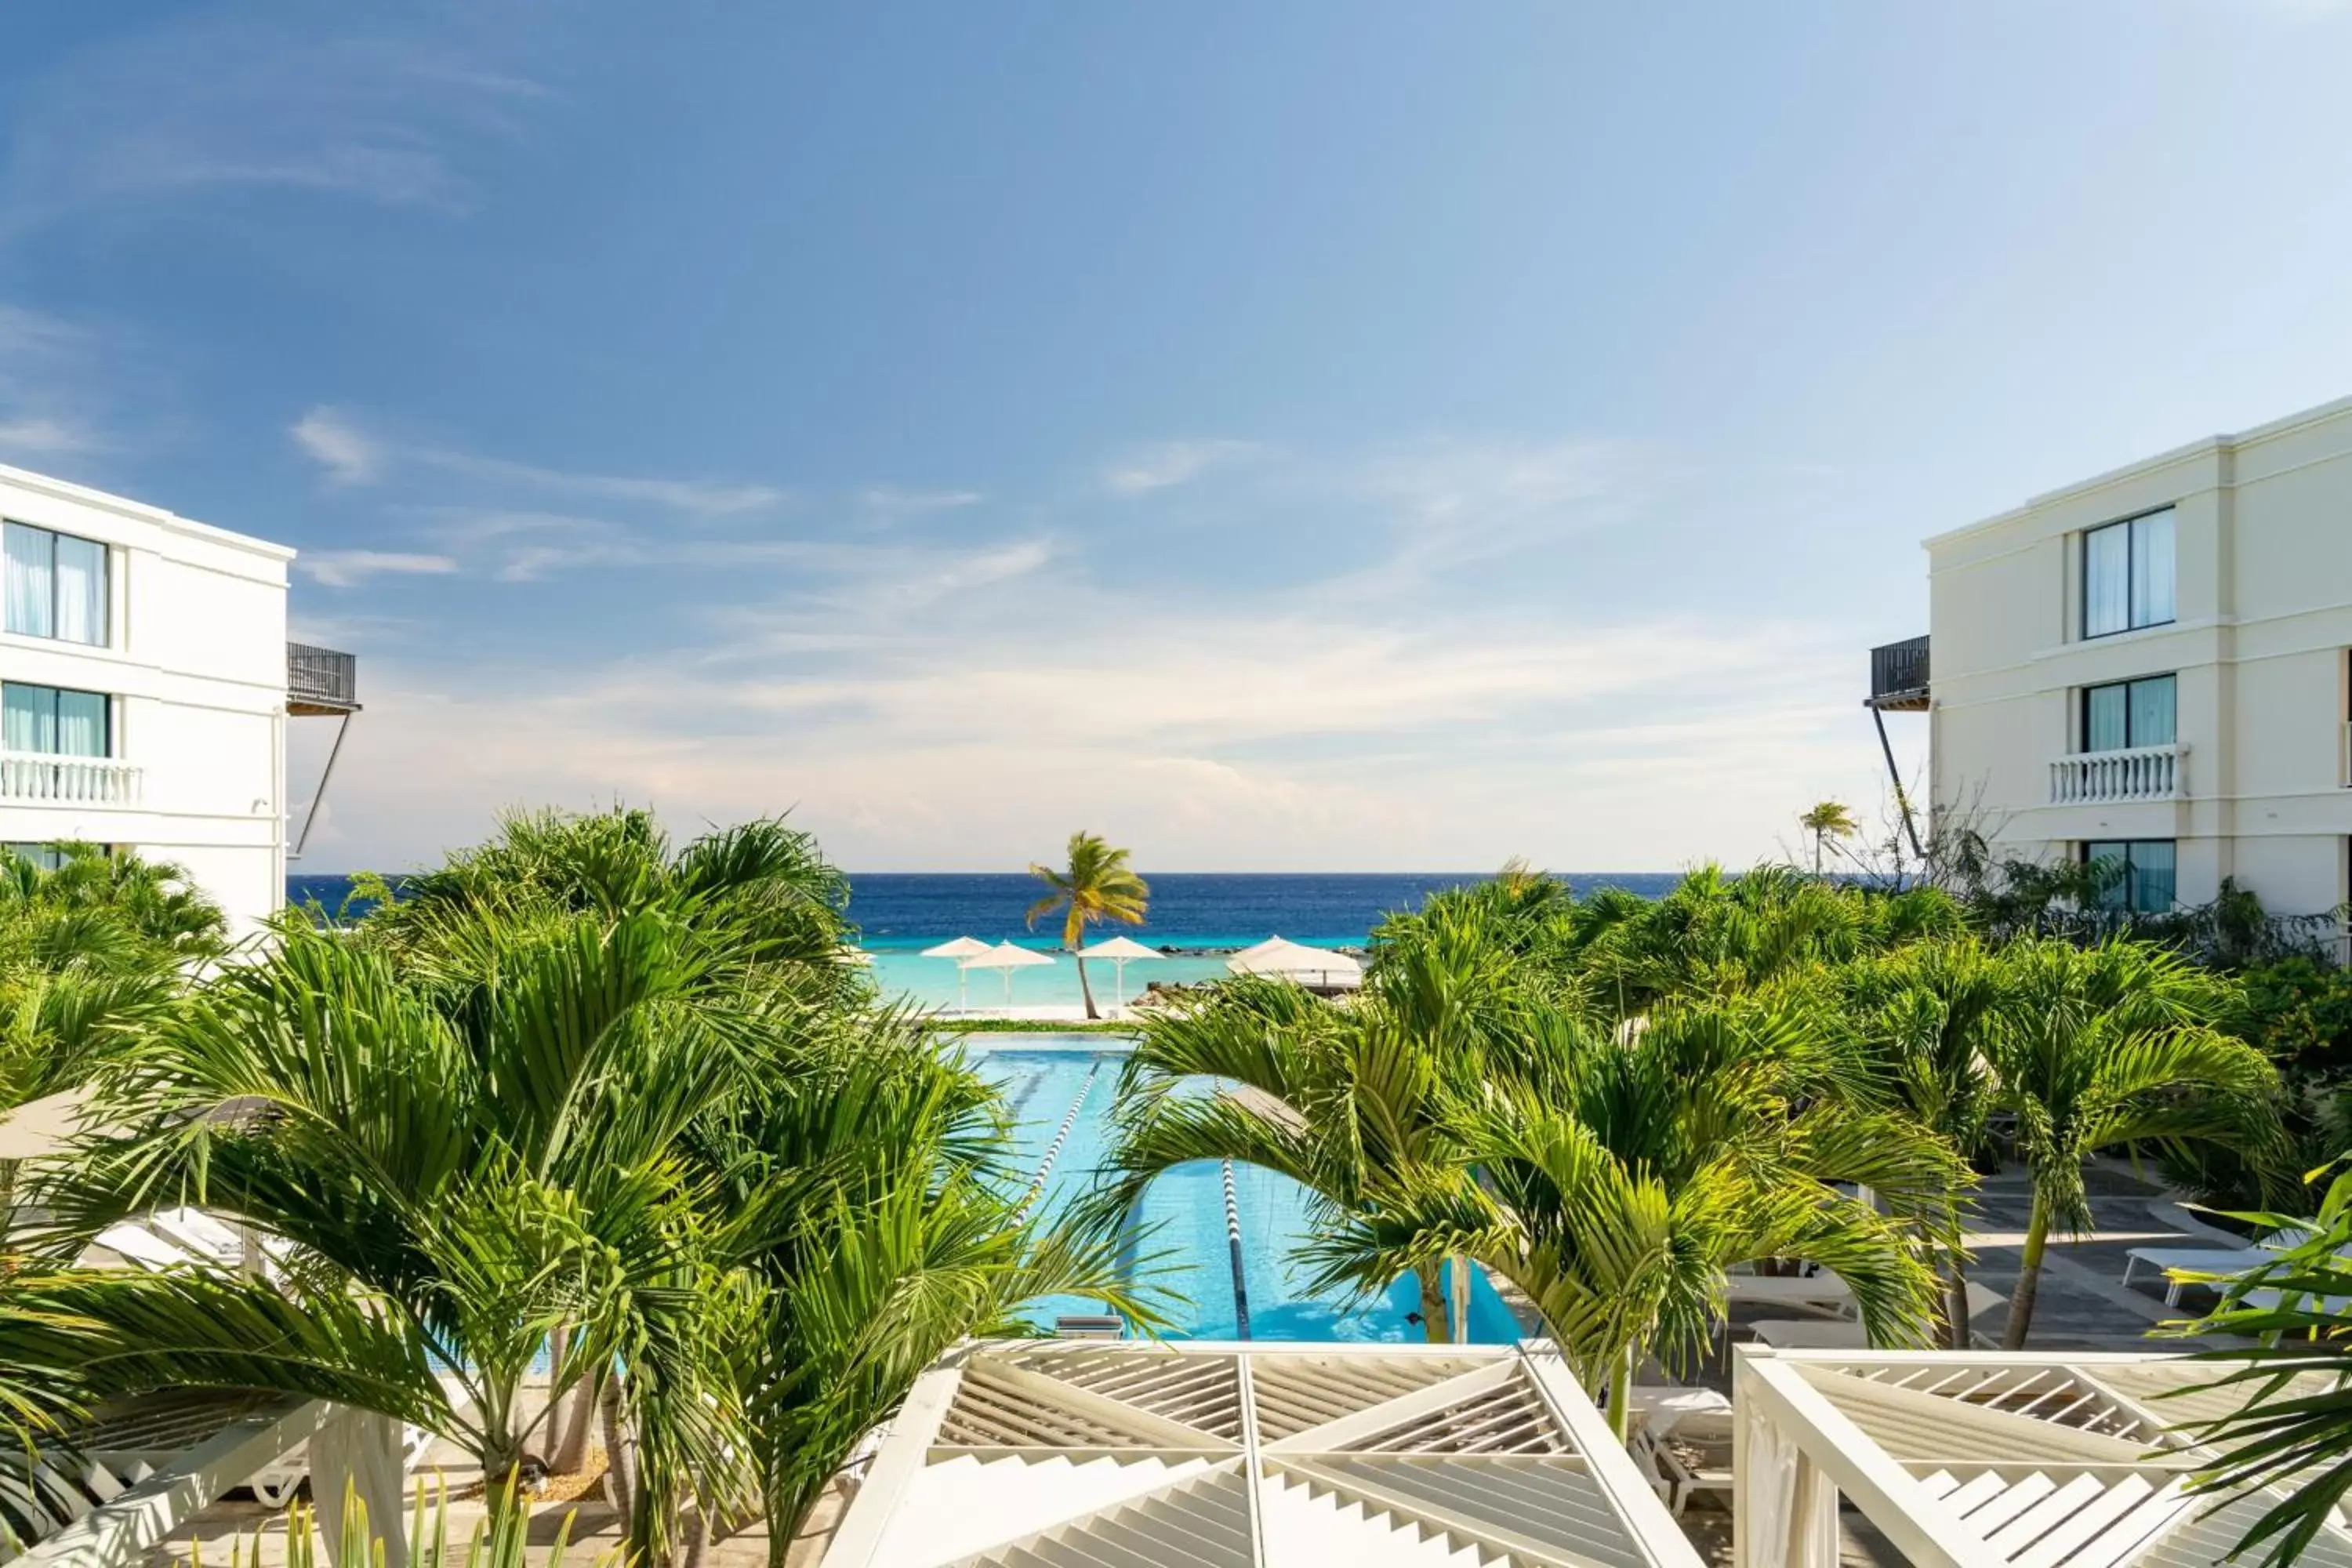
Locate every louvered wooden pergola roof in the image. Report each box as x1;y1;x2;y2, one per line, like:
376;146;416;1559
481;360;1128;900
822;1340;1705;1568
1734;1348;2352;1568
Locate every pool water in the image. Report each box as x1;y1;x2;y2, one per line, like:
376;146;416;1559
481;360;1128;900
973;1038;1524;1344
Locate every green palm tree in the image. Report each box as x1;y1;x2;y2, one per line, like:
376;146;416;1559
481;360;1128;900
713;1031;1157;1555
1798;800;1860;877
1846;938;2007;1348
2163;1164;2352;1566
1087;920;1525;1342
12;824;1149;1566
29;912;743;1556
1027;832;1149;1020
1991;938;2285;1348
1306;993;1963;1433
1571;864;1962;1022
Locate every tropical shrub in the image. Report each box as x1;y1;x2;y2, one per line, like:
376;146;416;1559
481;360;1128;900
5;810;1145;1568
2165;1163;2352;1567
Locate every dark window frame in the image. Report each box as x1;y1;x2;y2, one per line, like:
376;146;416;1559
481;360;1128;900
2081;508;2177;641
0;681;114;757
2081;839;2178;915
2080;673;2177;753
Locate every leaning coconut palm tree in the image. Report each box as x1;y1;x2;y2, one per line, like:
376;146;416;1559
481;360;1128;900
1798;800;1860;877
1305;993;1965;1433
1991;937;2285;1348
1027;832;1149;1020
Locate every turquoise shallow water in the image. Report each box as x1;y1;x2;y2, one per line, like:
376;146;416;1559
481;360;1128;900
873;946;1237;1011
972;1037;1523;1343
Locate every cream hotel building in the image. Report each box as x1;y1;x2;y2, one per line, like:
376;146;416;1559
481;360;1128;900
1873;393;2352;931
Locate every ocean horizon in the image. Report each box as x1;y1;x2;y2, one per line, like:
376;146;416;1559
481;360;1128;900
284;869;1691;1010
285;868;1687;949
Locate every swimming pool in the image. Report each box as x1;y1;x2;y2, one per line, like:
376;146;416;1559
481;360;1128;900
972;1038;1524;1344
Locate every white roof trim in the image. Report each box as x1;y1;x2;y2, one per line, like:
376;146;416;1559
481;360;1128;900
1734;1348;2352;1567
825;1339;1704;1568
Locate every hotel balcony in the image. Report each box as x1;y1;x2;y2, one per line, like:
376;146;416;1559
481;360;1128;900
1865;634;1929;710
287;642;360;716
2049;743;2187;805
0;753;142;805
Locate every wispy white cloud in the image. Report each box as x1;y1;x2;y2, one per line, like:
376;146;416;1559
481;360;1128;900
289;408;786;517
292;408;380;485
416;449;783;516
289;407;786;517
859;486;985;521
0;305;136;464
0;18;556;230
0;417;103;458
1102;439;1258;496
274;419;1902;871
298;549;459;588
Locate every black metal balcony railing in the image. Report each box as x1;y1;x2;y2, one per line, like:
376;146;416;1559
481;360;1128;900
287;642;359;713
1868;634;1930;709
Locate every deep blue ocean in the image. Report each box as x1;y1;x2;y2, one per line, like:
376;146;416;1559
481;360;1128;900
285;869;1683;948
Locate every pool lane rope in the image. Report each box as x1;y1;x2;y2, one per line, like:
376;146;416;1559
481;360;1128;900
1222;1159;1251;1340
1018;1061;1103;1221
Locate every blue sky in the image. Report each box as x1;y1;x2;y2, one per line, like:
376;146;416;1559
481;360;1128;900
4;2;2351;872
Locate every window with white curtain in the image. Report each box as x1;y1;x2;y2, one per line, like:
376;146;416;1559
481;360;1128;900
2083;839;2177;913
2;521;108;646
2081;673;2176;753
2082;509;2176;637
2;684;111;757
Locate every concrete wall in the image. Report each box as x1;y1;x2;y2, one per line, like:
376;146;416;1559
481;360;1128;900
0;464;294;938
1927;395;2352;921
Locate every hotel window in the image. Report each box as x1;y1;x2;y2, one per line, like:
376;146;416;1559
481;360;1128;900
2;842;107;873
2082;673;2176;753
2083;839;2177;913
2;521;109;646
1;683;111;757
2082;508;2176;638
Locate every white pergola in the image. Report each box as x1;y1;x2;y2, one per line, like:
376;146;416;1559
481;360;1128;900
824;1339;1703;1567
7;1392;408;1568
1733;1347;2352;1568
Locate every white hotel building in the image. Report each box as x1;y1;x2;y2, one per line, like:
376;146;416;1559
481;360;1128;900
0;463;356;938
1872;394;2352;926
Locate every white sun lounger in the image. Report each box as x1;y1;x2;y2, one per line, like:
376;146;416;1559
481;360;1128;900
2121;1225;2317;1305
2234;1283;2352;1317
1751;1281;2006;1349
1722;1271;1853;1316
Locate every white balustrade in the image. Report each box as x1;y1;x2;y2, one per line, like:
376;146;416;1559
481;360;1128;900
2049;743;2185;804
0;752;142;805
2343;720;2352;787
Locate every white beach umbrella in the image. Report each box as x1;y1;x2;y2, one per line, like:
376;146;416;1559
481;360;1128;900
1227;935;1363;989
1076;935;1163;1013
961;941;1058;1007
923;935;995;1011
